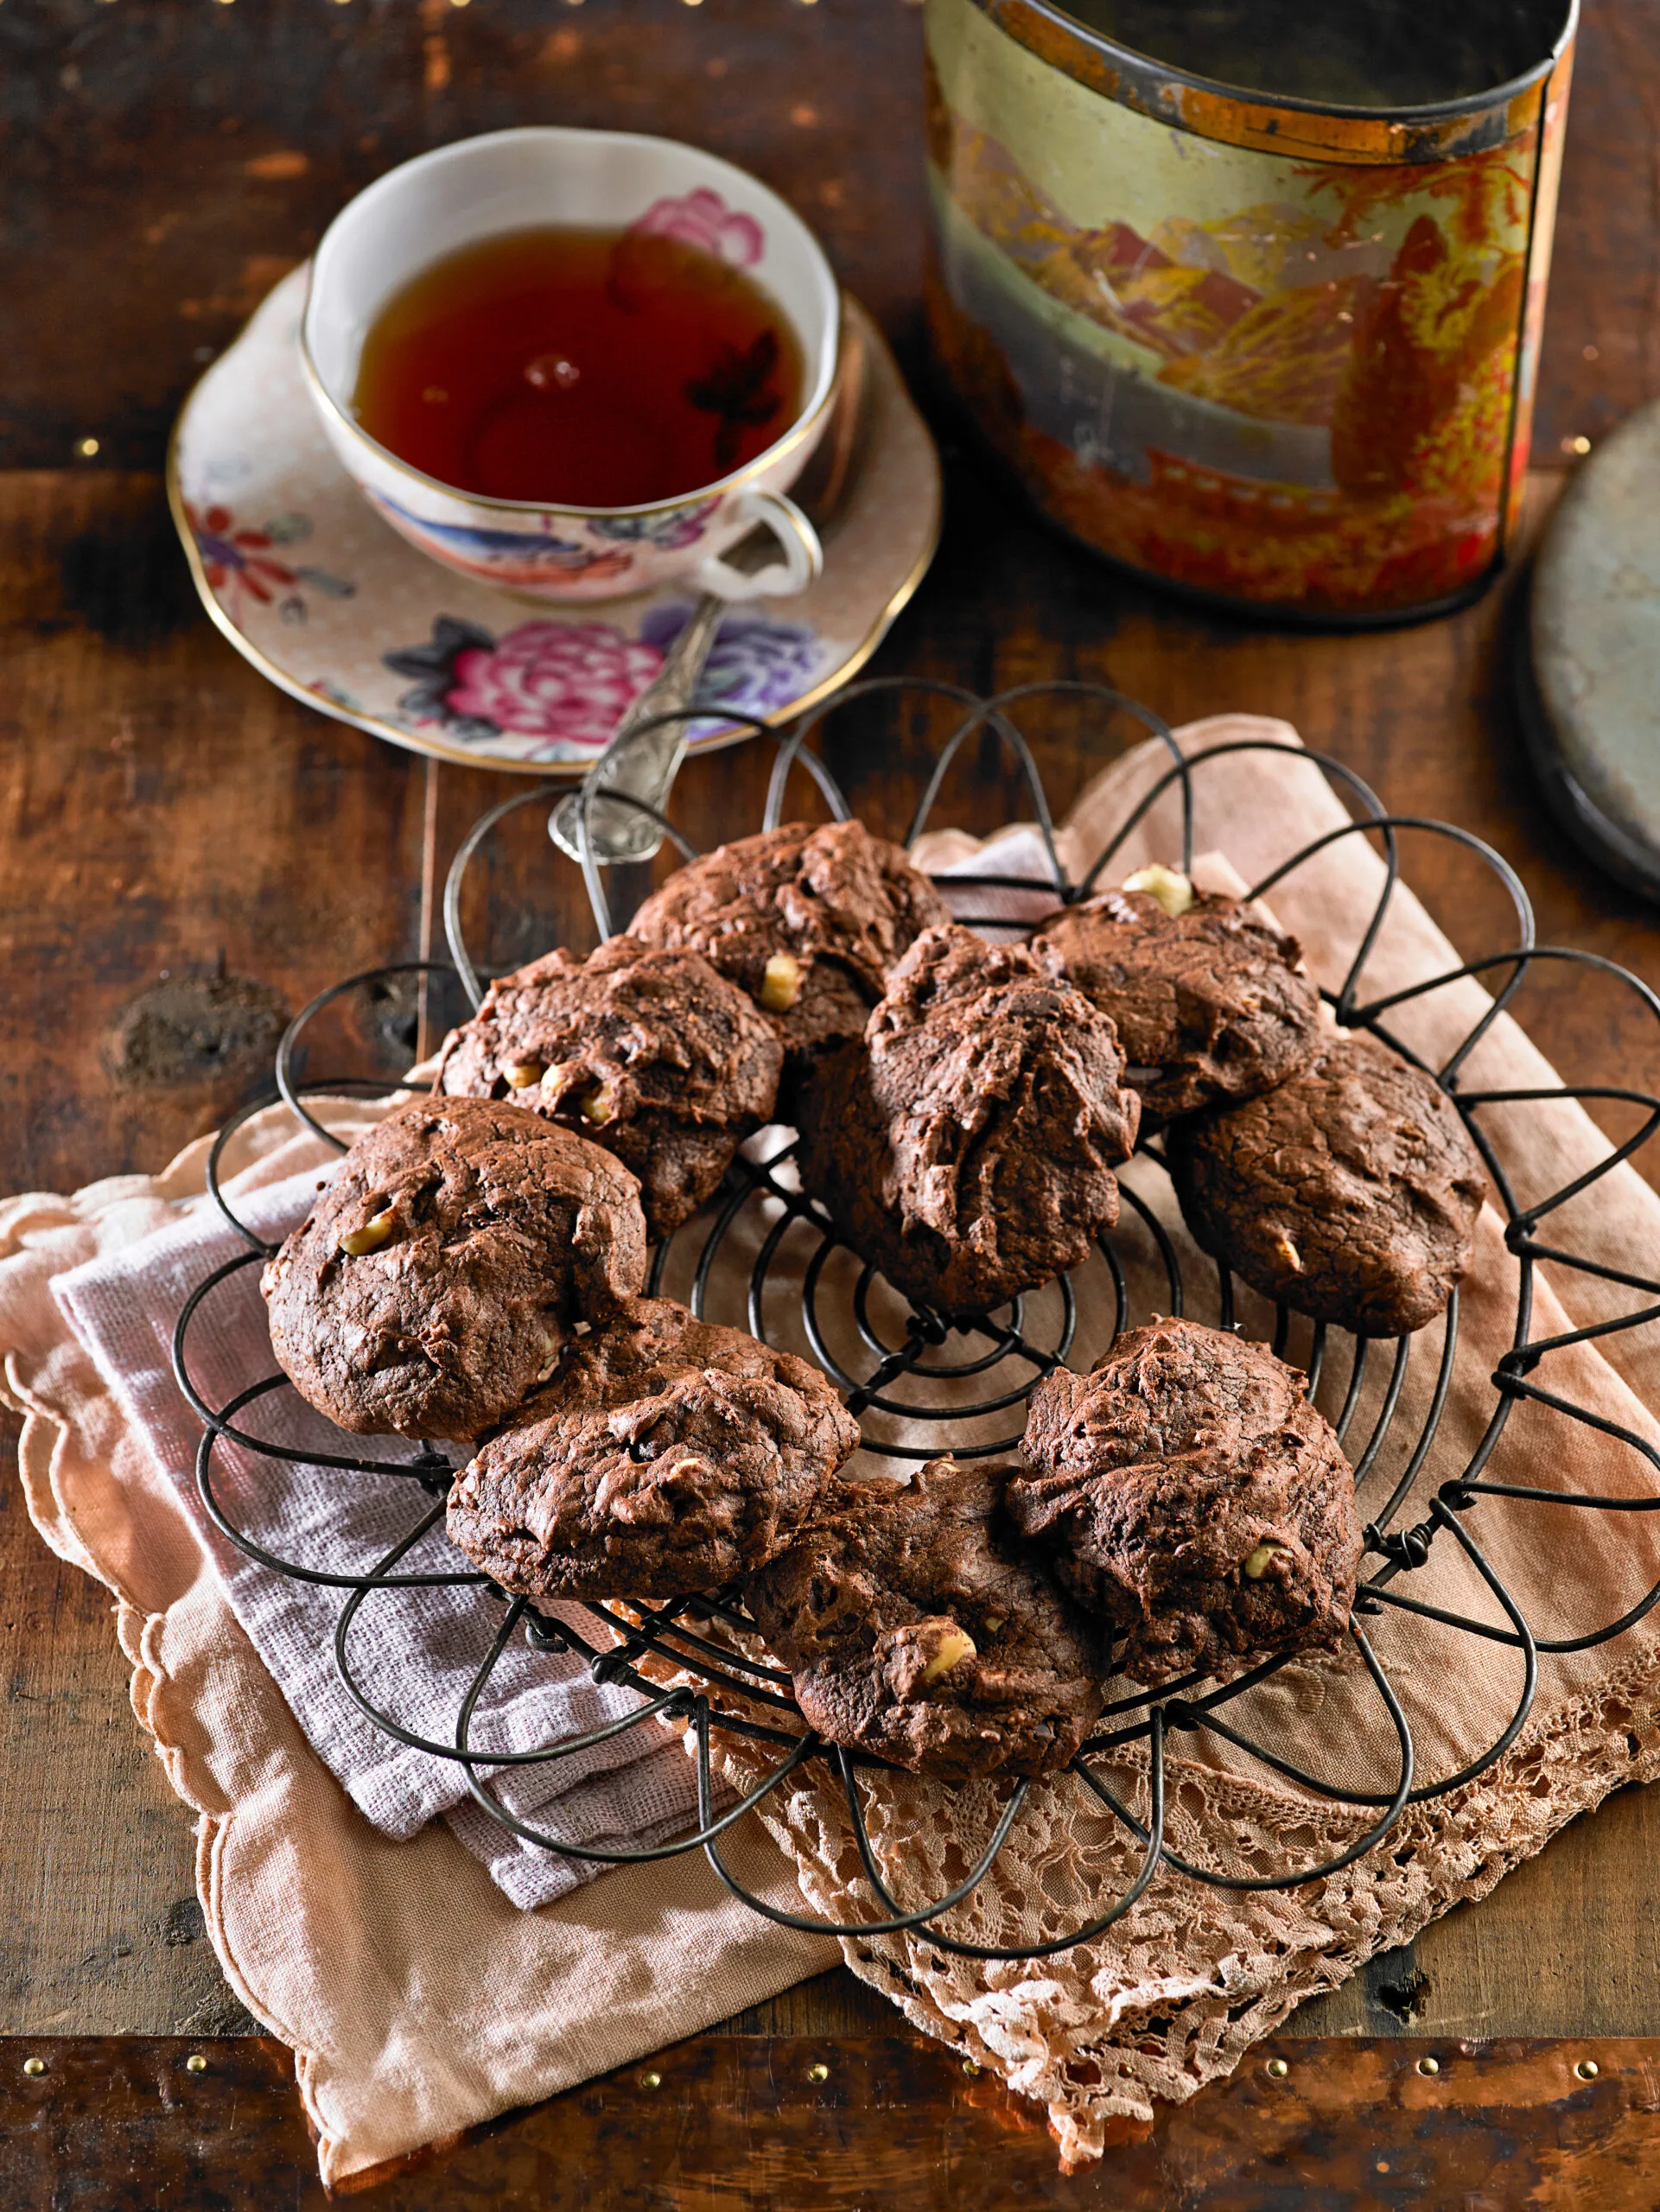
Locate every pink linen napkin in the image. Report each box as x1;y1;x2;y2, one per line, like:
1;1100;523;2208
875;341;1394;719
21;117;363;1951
53;1167;704;1909
0;1103;831;2187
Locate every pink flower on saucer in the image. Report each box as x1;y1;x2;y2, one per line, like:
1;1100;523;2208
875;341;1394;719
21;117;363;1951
632;187;764;267
442;620;662;750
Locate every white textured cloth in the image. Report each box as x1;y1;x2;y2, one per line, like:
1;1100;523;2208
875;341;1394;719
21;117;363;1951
930;823;1070;927
53;1169;704;1908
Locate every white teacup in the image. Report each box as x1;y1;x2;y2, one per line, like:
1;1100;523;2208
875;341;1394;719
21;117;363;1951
302;128;839;605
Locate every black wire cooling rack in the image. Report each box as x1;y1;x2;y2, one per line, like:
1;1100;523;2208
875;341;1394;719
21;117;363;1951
169;679;1660;1957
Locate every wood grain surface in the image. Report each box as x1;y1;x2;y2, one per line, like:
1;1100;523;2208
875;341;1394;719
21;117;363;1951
7;2034;1660;2209
2;0;1658;2196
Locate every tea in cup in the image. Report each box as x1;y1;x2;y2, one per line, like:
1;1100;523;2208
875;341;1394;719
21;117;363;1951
302;129;840;603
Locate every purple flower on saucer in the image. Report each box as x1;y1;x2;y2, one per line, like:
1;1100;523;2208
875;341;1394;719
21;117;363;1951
642;603;823;719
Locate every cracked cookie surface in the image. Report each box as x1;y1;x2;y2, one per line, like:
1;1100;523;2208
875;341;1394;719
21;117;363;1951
1008;1317;1361;1684
446;1296;860;1600
261;1096;647;1442
795;925;1141;1313
628;818;950;1084
436;938;783;1240
1167;1031;1484;1337
1036;881;1321;1127
745;1458;1110;1781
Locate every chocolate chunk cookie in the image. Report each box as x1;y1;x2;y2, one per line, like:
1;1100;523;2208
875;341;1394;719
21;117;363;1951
435;938;783;1240
627;818;951;1081
1035;869;1321;1126
1008;1318;1361;1684
1167;1031;1485;1338
446;1297;860;1601
794;925;1142;1314
261;1096;647;1442
745;1459;1110;1782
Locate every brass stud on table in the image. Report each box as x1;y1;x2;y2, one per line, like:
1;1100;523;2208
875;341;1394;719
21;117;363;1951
808;2061;830;2083
961;2058;981;2077
185;2055;208;2075
638;2069;662;2091
22;2057;45;2078
1416;2056;1441;2076
1575;2058;1600;2082
1264;2056;1289;2080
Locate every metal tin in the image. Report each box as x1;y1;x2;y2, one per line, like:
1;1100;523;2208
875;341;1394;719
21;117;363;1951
925;0;1577;622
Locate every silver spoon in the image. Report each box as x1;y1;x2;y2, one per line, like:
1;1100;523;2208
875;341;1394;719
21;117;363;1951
548;318;868;870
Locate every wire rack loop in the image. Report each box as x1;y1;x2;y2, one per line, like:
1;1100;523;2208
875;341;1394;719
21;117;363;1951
171;681;1660;1948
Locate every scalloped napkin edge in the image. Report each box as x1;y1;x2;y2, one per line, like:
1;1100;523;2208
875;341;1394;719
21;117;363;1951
0;1108;834;2189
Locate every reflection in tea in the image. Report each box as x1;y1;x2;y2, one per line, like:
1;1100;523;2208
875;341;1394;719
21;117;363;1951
353;224;804;506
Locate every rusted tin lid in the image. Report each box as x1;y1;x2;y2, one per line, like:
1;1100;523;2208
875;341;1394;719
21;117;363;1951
972;0;1577;162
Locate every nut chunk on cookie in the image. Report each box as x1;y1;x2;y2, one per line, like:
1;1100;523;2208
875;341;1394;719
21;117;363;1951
796;925;1142;1315
261;1096;647;1442
1008;1318;1361;1684
745;1459;1110;1782
436;938;783;1241
1035;872;1321;1127
1167;1031;1485;1338
627;818;950;1083
446;1297;860;1601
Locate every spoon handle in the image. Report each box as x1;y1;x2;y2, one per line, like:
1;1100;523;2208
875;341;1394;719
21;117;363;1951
547;592;725;866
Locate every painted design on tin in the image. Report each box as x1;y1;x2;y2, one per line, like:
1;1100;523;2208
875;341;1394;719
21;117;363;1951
924;29;1540;613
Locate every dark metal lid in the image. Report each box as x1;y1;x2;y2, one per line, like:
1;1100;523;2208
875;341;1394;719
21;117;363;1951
1522;397;1660;906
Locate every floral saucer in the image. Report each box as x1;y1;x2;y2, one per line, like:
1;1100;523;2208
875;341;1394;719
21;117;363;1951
169;267;940;772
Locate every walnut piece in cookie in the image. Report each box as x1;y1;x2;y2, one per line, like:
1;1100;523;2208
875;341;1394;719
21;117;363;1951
626;818;950;1085
445;1296;860;1601
1034;869;1322;1127
261;1096;646;1442
794;924;1142;1314
1008;1318;1361;1684
1167;1031;1485;1338
435;938;783;1241
744;1458;1110;1782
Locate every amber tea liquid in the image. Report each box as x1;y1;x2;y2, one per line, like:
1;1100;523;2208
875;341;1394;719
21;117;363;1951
352;224;805;507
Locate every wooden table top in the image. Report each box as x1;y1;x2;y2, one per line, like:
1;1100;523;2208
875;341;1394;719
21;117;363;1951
3;2;1658;2202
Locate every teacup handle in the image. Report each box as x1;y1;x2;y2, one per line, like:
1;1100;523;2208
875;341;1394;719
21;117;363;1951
690;488;824;601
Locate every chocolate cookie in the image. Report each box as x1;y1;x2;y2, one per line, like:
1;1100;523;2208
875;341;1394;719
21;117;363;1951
435;938;783;1240
1035;869;1321;1126
627;818;951;1078
1008;1318;1361;1684
744;1459;1110;1781
1167;1031;1485;1338
446;1296;860;1601
794;925;1142;1314
261;1096;647;1442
